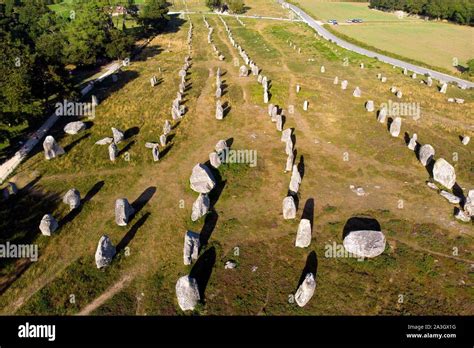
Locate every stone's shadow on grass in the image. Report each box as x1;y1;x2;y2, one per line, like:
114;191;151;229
204;163;227;208
301;198;314;230
124;127;140;140
95;70;140;104
297;155;305;180
131;187;156;218
63;133;91;153
225;137;234;148
60;181;105;228
190;246;216;303
221;81;228;97
403;132;410;146
200;211;218;248
452;183;466;206
118;140;135;157
425;159;435;177
171;120;181;130
386;117;393;132
287;191;300;211
0;258;32;295
116;212;150;253
297;251;318;290
342;216;381;240
184;82;193;92
82;181;105;204
160;144;174;160
223;102;231;118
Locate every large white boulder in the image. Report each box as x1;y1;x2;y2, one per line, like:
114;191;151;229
295;273;316;307
176;275;200;311
189;164;216;194
433;158;456;189
343;230;386;258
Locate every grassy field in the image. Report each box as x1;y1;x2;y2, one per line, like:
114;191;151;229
294;0;474;73
0;3;473;316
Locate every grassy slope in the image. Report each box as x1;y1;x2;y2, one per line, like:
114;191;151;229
0;6;473;316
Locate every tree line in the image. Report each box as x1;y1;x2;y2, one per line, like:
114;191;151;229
0;0;171;144
206;0;246;14
369;0;473;25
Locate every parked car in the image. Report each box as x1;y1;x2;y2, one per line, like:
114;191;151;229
328;19;338;25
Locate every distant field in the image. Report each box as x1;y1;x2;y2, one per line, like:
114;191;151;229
294;1;474;73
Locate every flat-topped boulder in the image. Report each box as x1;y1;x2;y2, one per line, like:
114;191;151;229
96;137;113;145
295;273;316;307
95;235;116;269
190;164;216;194
343;230;386;258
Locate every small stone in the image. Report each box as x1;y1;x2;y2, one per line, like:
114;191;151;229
96;137;113;145
111;127;124;144
63;188;81;211
461;136;470;145
225;260;237;269
43;136;65;160
108;143;118;161
439;190;460;204
183;231;200;265
353;87;361;98
365;100;374;112
64;121;86;135
408;133;417;151
115;198;135;226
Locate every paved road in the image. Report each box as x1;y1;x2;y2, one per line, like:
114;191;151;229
278;0;474;89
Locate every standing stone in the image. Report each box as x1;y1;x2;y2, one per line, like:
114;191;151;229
108;143;118;161
296;85;301;93
320;66;325;73
381;76;387;83
175;275;200;311
295;219;311;248
39;214;58;236
390;86;397;93
433;158;456;189
215;140;229;154
271;106;278;122
115;198;135;226
419;144;435;166
216;101;224;120
91;95;99;107
377;73;382;80
63;188;81;211
439;190;461;204
282;196;296;219
43;136;65;160
303;100;309;111
461;136;470;145
389;117;402;137
239;65;248;77
464;190;474;217
257;74;263;84
412;73;417;79
191;193;210;221
111;127;124;144
343;230;386;258
427;76;433;86
285;138;294;156
95;235;116;269
396;90;403;99
160;134;167;147
209;152;221;168
152;145;159;162
64;121;86;135
275;114;283;132
333;76;339;85
294;273;316;307
341;80;348;90
281;129;292;143
352;87;361;98
183;231;200;264
215;88;222;98
365;100;374;112
408;133;417;151
268;104;274;117
264;91;269;104
286;153;294;172
377;107;387;123
289;165;301;193
440;83;448;94
403;68;408;75
360;63;364;69
190;164;216;194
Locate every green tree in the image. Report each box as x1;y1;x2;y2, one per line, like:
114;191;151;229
139;0;170;32
206;0;222;11
227;0;245;14
106;28;135;60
